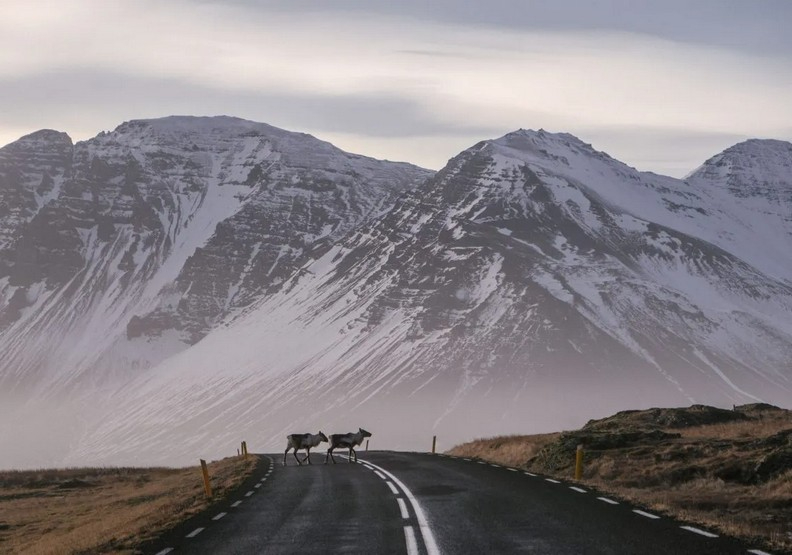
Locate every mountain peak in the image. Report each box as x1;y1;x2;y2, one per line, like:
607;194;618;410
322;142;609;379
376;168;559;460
687;138;792;194
4;129;72;149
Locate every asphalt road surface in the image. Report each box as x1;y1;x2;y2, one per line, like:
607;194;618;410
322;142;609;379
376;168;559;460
145;451;779;554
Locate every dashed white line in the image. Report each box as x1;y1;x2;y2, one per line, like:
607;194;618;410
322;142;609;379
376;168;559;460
254;483;261;488
680;525;718;538
185;527;204;538
545;478;561;484
231;500;242;507
524;472;536;477
597;497;619;505
212;512;226;521
385;481;400;495
748;549;774;555
490;464;501;468
374;470;387;480
154;549;173;555
357;457;441;555
463;458;471;461
477;461;487;465
245;490;254;497
569;486;587;493
404;525;419;555
397;497;410;519
507;468;518;472
633;509;660;520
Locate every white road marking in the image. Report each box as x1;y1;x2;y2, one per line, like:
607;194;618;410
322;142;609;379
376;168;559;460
154;549;173;555
374;470;387;480
245;490;254;497
508;468;518;472
680;526;718;538
524;472;536;477
490;464;501;468
597;497;619;505
748;549;774;555
545;478;561;484
569;486;587;493
185;527;204;538
386;481;400;495
477;461;487;465
633;510;660;519
212;512;226;521
404;525;419;555
254;483;261;488
260;478;266;482
463;458;471;461
357;457;441;555
231;501;242;507
397;497;410;519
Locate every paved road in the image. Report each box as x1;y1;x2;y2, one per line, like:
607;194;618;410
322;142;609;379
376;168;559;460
146;451;779;554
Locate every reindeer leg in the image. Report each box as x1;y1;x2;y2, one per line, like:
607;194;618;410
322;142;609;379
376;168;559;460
349;446;355;462
326;446;336;464
303;448;312;465
283;447;290;466
294;449;302;466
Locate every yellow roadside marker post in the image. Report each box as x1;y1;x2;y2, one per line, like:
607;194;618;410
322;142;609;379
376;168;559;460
200;459;213;498
574;444;584;480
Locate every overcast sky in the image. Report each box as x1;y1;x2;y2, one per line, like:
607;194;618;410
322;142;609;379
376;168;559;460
2;0;791;176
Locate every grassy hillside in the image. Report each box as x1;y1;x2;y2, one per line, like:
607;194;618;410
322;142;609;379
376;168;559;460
449;403;792;554
0;455;257;554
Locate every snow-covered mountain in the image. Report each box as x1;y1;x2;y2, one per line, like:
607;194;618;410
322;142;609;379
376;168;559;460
2;120;791;468
0;116;431;467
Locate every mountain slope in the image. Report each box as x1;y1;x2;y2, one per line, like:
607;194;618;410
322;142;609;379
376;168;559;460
0;117;431;468
68;130;792;467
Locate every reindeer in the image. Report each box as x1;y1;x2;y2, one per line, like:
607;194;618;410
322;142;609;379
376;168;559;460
283;431;328;466
324;428;372;464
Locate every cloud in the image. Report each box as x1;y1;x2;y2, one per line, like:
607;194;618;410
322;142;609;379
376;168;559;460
1;0;790;175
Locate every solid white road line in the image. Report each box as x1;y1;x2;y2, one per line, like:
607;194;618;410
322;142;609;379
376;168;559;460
212;512;226;521
545;478;561;484
397;497;410;519
569;486;587;493
680;526;718;538
404;525;419;555
524;472;536;477
154;549;174;555
245;490;254;497
386;481;400;495
231;500;242;507
633;510;660;519
597;497;619;505
185;527;204;538
357;457;441;555
374;470;387;480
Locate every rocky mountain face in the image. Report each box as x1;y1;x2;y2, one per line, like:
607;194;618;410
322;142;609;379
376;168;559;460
65;129;792;467
1;120;791;468
0;117;430;399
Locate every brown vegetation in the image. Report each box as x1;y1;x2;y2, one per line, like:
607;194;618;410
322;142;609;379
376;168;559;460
449;404;792;554
0;455;258;555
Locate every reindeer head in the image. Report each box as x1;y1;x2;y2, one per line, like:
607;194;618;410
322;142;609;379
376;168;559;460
319;431;328;442
359;428;372;438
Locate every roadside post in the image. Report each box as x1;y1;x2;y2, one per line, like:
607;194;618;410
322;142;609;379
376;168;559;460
575;444;584;480
200;459;213;498
432;435;437;454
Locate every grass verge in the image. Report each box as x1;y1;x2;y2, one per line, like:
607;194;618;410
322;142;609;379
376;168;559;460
0;455;258;554
449;403;792;554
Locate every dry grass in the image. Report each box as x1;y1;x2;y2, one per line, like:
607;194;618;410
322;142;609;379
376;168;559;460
450;405;792;554
0;455;258;555
447;433;560;468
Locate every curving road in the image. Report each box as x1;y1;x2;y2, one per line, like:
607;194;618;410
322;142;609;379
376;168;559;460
144;451;779;555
